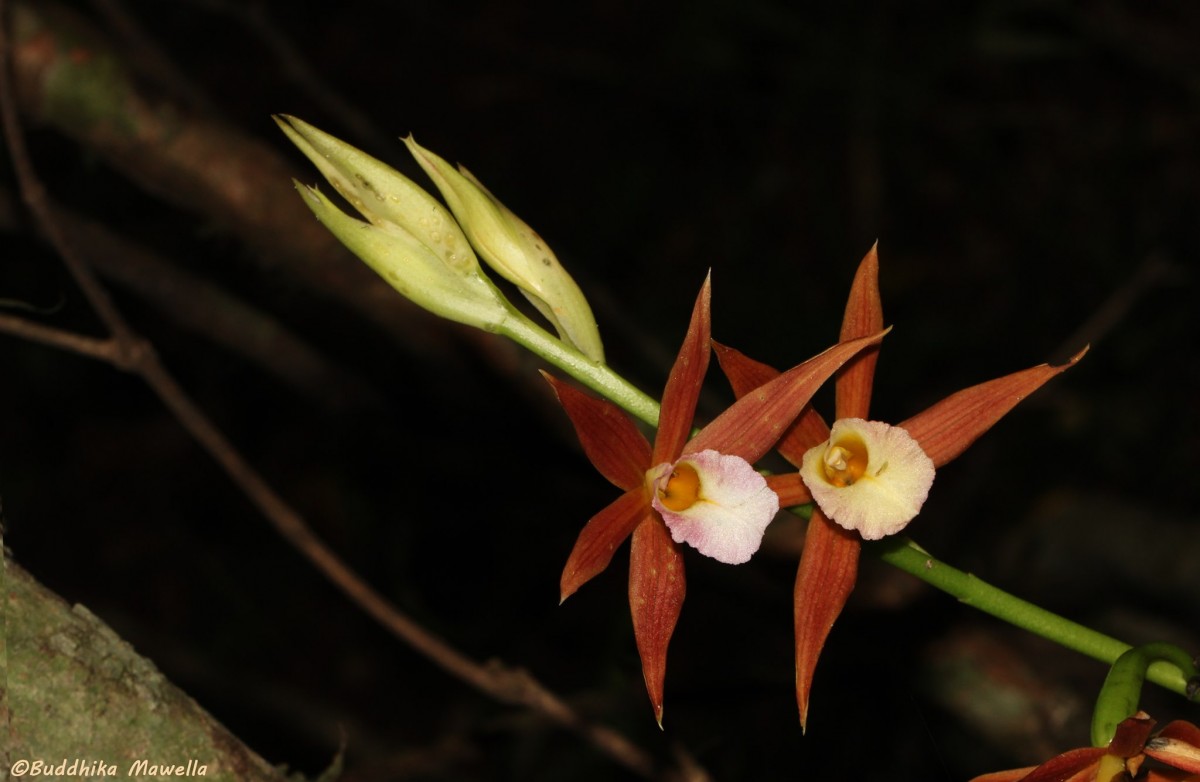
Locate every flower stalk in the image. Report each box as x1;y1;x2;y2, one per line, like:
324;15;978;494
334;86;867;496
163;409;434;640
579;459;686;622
871;536;1195;698
499;311;660;426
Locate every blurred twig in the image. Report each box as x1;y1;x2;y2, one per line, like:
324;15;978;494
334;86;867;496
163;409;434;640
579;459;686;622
1050;252;1183;364
87;0;214;112
1;184;380;408
177;0;394;153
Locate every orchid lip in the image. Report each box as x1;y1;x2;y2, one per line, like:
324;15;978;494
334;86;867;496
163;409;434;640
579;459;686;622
648;450;780;565
799;418;935;541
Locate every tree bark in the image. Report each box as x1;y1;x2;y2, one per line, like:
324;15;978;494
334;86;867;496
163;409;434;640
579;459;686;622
2;551;297;782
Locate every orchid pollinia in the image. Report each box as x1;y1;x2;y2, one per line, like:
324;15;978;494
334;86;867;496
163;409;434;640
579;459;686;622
544;275;887;723
716;244;1086;728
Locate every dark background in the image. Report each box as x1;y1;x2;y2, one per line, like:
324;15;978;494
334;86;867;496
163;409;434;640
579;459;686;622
3;1;1198;779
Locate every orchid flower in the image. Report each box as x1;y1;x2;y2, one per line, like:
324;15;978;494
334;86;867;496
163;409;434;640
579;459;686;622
714;244;1085;729
544;274;887;724
971;713;1200;782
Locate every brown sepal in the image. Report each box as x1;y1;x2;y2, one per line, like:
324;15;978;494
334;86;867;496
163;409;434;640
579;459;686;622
560;489;650;603
794;509;860;731
899;347;1087;469
652;274;712;466
712;341;831;465
766;472;813;507
835;243;883;420
628;515;686;727
543;371;652;491
688;330;887;463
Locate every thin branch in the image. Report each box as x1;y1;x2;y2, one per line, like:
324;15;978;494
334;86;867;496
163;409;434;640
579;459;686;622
179;0;395;153
0;3;665;778
87;0;214;112
1050;252;1181;365
0;313;120;363
0;56;132;348
28;190;380;409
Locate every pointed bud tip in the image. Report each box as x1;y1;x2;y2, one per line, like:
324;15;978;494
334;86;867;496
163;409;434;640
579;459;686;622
559;575;580;605
539;370;567;401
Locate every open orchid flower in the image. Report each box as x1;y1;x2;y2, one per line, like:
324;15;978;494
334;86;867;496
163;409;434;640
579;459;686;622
971;713;1200;782
543;274;887;725
649;449;779;564
715;243;1085;729
799;417;935;540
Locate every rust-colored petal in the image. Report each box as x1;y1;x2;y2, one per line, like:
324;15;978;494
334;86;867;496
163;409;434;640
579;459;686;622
712;339;780;398
542;371;652;491
687;330;887;463
974;748;1104;782
969;749;1106;782
1147;730;1200;774
967;768;1038;782
1158;720;1200;746
652;274;712;466
1018;749;1105;782
1110;714;1157;758
794;508;860;731
899;347;1087;469
777;407;833;467
835;243;884;420
1143;770;1200;781
629;514;686;726
767;472;813;507
713;341;831;464
561;489;651;603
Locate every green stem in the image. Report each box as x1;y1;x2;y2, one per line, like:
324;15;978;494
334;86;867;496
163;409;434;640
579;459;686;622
869;537;1193;698
499;313;661;427
500;322;1197;706
1091;643;1198;747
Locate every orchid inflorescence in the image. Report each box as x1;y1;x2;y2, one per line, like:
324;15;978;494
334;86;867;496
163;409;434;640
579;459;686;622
279;118;1196;770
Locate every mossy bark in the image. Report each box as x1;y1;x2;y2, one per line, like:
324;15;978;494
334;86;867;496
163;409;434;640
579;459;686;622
2;551;294;781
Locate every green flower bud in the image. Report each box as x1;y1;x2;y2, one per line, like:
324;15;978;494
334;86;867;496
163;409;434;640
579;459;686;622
405;137;605;363
276;115;508;330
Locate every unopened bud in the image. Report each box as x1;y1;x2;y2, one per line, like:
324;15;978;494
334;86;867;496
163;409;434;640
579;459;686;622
405;137;605;362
